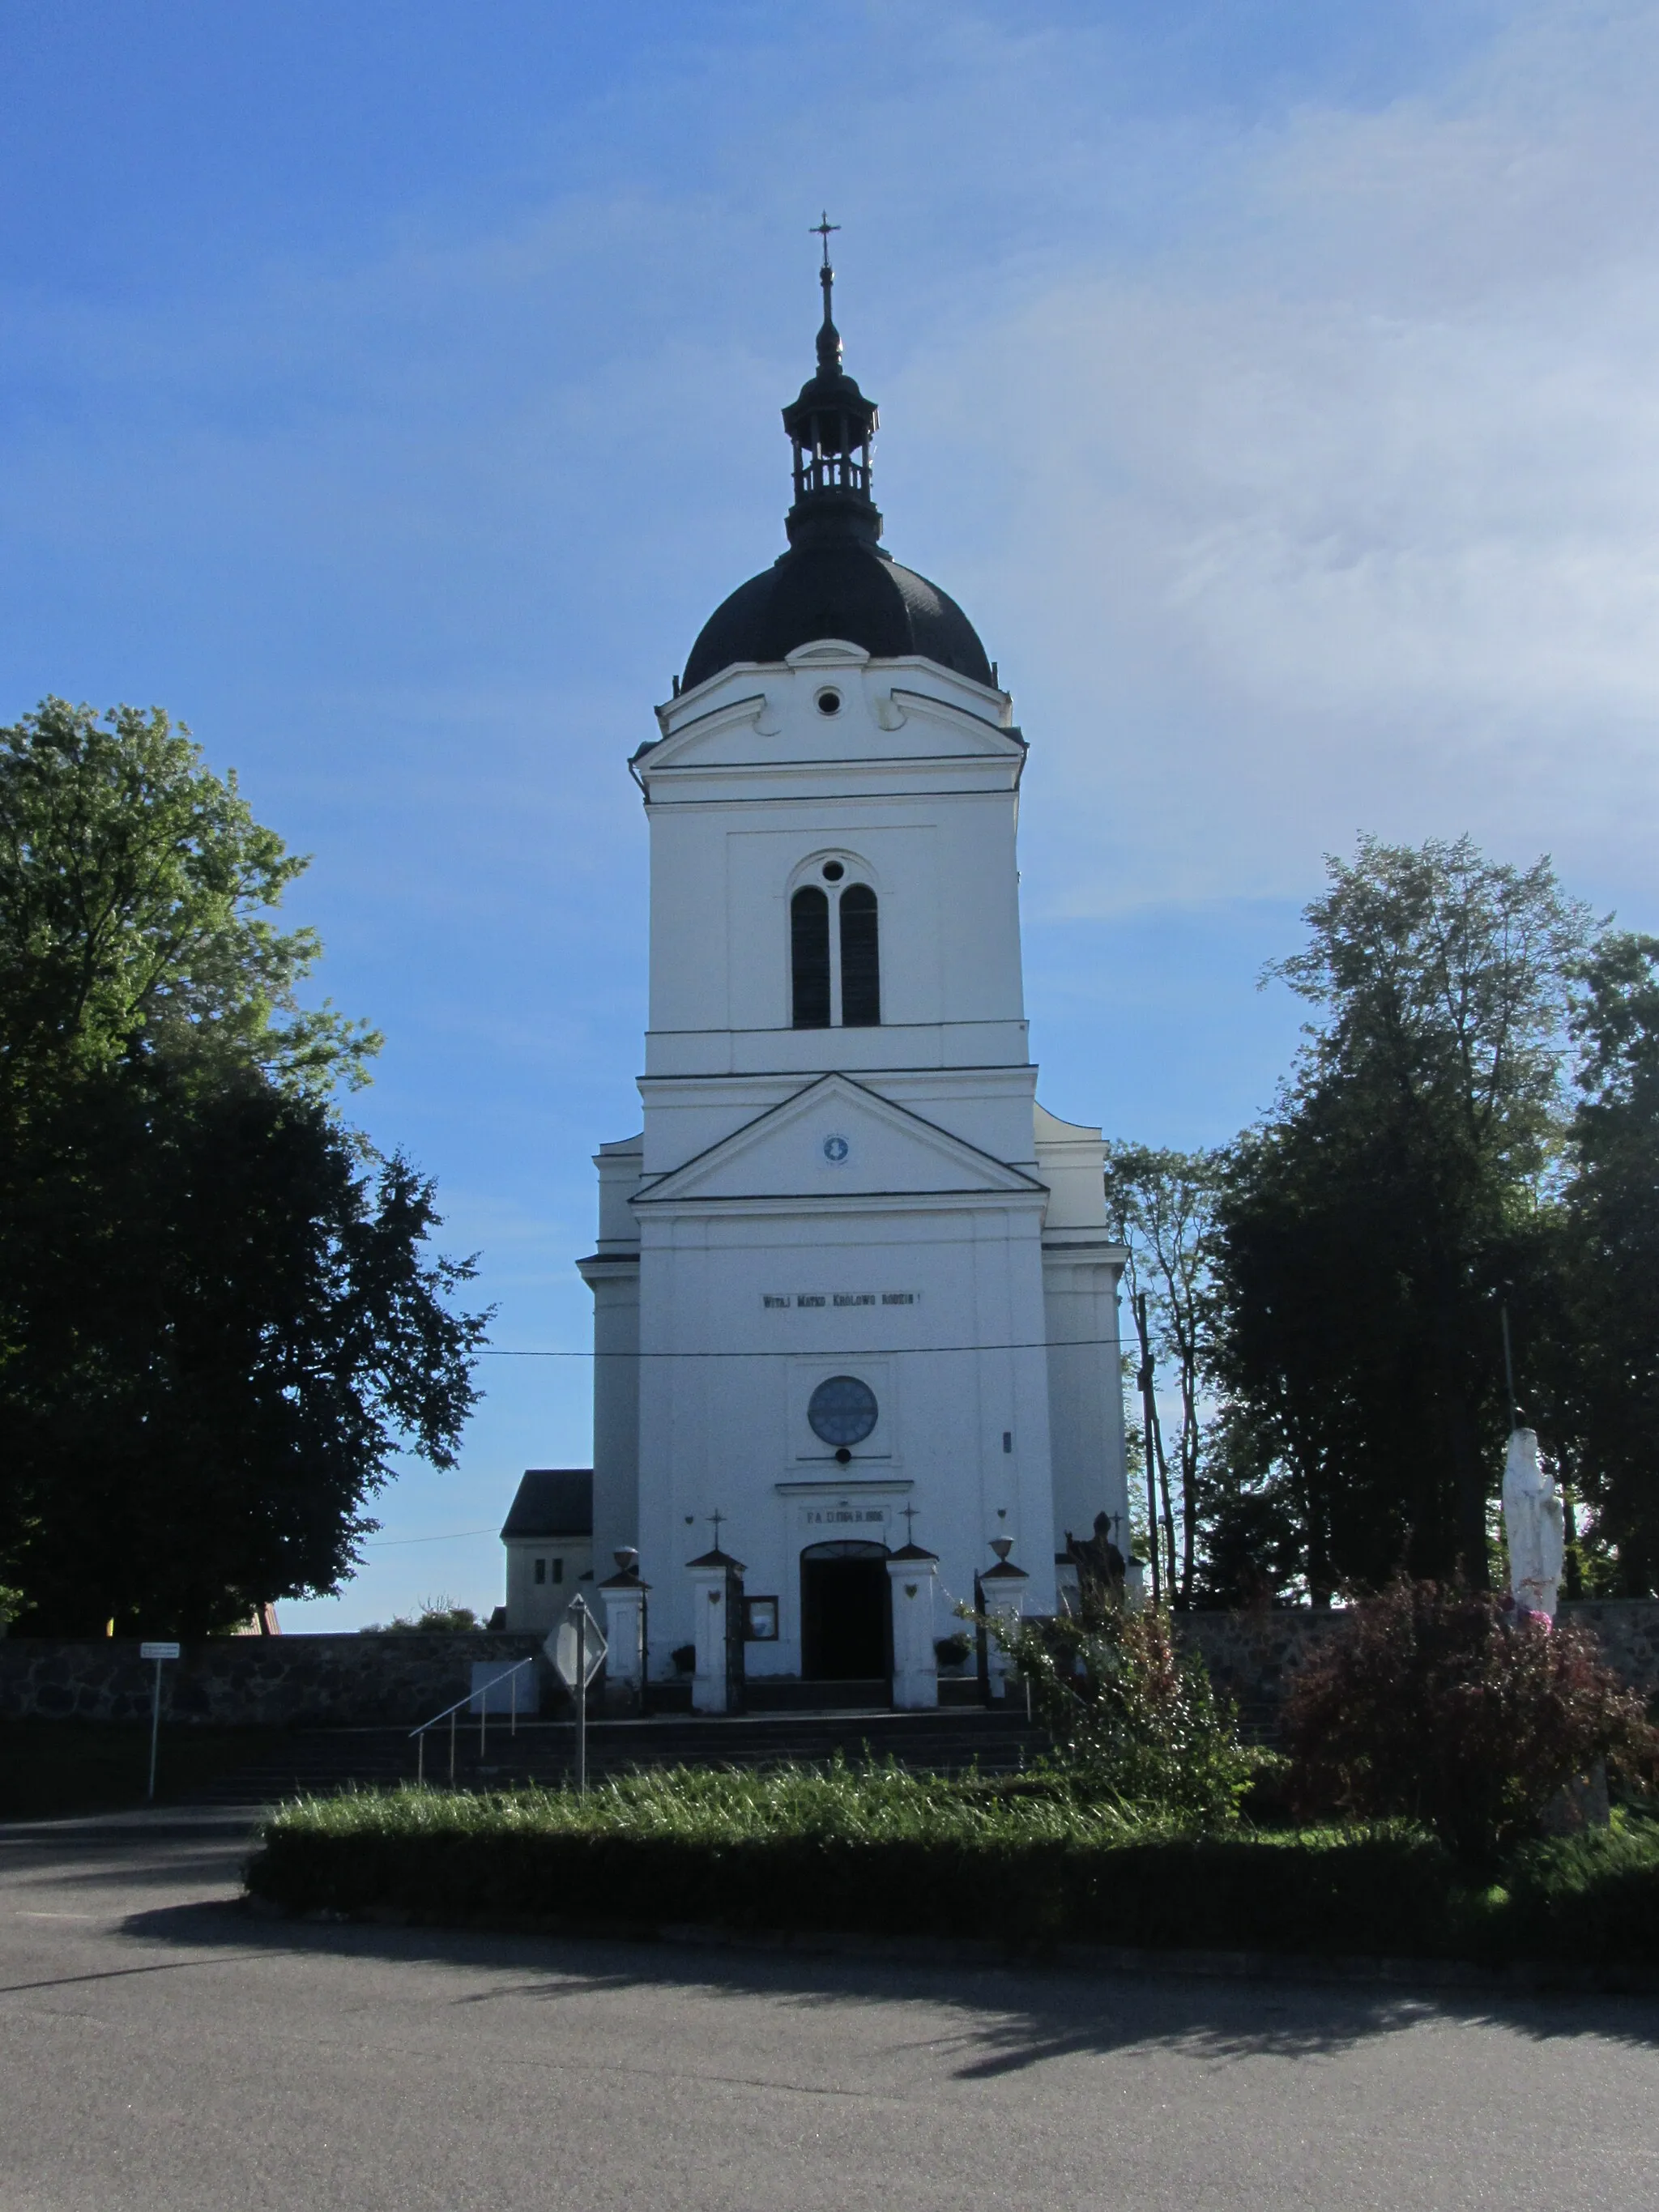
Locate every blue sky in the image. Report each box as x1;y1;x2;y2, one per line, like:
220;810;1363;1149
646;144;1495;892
3;2;1654;1626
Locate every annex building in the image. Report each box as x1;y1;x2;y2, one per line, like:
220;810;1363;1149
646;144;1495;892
574;249;1131;1703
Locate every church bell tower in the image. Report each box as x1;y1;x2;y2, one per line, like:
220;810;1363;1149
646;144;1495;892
578;237;1129;1696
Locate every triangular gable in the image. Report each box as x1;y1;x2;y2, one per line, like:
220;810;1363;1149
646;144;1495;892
634;1074;1045;1207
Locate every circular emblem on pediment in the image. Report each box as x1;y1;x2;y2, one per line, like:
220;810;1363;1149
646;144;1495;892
822;1134;850;1164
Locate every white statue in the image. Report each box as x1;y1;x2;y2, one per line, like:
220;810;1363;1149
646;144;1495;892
1503;1427;1564;1619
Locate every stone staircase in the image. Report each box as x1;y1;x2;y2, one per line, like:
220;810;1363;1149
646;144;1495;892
183;1703;1047;1809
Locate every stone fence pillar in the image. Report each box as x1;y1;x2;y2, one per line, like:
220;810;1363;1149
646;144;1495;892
886;1545;940;1711
981;1541;1030;1702
599;1553;650;1717
687;1546;745;1715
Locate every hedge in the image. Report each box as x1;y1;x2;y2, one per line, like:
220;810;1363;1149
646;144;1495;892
241;1765;1659;1967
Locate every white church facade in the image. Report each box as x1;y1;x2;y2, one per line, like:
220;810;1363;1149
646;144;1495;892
575;249;1131;1701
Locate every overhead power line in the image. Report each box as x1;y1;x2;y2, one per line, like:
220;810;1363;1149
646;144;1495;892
364;1528;496;1548
477;1336;1126;1361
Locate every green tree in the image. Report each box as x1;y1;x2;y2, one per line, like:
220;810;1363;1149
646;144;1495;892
0;701;487;1633
1104;1143;1225;1606
0;697;375;1109
1209;835;1591;1596
1545;934;1659;1592
1189;1402;1304;1609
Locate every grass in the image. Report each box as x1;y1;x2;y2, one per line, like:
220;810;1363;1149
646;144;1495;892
241;1759;1659;1966
0;1720;280;1822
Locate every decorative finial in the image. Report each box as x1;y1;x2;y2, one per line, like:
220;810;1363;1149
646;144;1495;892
809;211;842;373
902;1502;919;1543
708;1507;726;1549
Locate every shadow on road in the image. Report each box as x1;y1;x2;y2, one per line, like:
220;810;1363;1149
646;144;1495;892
110;1888;1659;2073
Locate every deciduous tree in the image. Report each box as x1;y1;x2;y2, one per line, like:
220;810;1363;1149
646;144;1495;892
0;700;487;1633
1208;836;1590;1592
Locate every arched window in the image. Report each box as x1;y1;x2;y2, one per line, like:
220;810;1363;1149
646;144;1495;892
838;884;880;1026
791;885;831;1029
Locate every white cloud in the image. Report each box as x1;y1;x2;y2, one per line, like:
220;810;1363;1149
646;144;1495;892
900;2;1659;918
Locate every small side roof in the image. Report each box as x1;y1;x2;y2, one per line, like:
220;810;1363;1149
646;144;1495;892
501;1468;593;1541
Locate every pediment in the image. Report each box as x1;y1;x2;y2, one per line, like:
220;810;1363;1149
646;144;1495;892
634;1075;1045;1208
640;656;1025;777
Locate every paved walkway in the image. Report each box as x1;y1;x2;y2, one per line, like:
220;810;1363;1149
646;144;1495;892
3;1823;1657;2211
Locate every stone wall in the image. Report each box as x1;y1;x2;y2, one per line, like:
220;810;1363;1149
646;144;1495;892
1181;1600;1659;1736
6;1601;1658;1733
0;1633;549;1728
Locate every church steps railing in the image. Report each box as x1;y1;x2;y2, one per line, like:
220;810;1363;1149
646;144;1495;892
411;1658;535;1786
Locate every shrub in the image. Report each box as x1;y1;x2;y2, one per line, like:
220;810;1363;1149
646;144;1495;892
1282;1578;1659;1865
998;1603;1257;1826
933;1632;972;1669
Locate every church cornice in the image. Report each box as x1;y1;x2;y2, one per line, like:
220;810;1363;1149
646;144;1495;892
632;1187;1050;1219
636;762;1025;808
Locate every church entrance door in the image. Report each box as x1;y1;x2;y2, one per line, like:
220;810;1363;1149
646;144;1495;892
800;1541;890;1681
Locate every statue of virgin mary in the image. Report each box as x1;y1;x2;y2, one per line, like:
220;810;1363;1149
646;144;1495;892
1503;1427;1565;1619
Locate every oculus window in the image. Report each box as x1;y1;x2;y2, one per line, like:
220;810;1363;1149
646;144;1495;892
807;1374;879;1447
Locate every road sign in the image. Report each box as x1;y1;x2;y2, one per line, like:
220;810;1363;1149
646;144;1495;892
139;1643;180;1799
549;1596;607;1690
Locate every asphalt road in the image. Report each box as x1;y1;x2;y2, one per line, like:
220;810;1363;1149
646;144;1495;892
2;1818;1658;2212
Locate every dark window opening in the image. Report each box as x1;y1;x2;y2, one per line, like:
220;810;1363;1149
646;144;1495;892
533;1558;546;1585
552;1558;565;1583
839;883;881;1026
821;859;844;882
791;884;831;1028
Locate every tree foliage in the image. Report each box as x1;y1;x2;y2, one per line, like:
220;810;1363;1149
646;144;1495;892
0;698;376;1106
1207;836;1592;1594
1104;1143;1225;1605
1546;934;1659;1592
0;700;486;1634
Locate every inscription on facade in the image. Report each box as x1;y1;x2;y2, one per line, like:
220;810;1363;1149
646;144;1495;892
761;1292;919;1309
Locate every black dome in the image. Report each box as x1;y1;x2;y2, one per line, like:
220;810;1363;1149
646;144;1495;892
682;235;996;696
682;539;993;693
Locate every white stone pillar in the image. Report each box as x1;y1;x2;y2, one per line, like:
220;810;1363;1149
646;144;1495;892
599;1553;650;1715
687;1548;744;1715
885;1545;940;1711
981;1541;1030;1701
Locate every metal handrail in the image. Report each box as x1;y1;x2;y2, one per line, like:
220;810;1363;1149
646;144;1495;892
410;1656;535;1786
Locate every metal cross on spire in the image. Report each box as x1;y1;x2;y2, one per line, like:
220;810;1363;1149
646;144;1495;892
902;1502;919;1543
809;213;842;371
708;1507;726;1550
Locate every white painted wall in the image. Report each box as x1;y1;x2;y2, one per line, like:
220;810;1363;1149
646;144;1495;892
574;632;1128;1679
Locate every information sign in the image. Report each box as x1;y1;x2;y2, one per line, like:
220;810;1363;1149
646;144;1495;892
140;1641;181;1661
